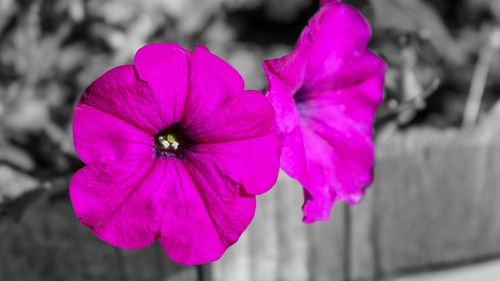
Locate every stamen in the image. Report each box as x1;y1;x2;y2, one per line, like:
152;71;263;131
155;131;181;154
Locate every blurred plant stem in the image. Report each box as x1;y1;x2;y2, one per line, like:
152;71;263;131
375;78;440;128
197;264;213;281
462;27;500;128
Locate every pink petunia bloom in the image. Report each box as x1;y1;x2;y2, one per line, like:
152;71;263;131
70;44;280;265
263;1;386;223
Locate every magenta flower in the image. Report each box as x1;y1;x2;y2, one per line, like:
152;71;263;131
70;44;280;265
263;1;386;223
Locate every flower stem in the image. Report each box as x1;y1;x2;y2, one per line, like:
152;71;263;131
197;264;213;281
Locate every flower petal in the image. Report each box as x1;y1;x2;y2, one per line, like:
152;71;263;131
264;69;308;186
182;47;274;142
300;3;374;84
134;43;190;127
280;127;309;187
300;123;370;223
300;127;338;223
264;65;302;135
190;133;280;195
263;45;307;93
300;65;385;137
301;51;386;99
158;157;256;265
298;76;384;222
302;122;370;205
73;103;154;165
80;44;190;134
70;156;161;249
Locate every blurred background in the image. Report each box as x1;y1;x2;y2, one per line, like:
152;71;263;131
1;0;500;280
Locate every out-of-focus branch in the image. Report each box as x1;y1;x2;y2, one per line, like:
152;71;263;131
462;27;500;129
376;78;440;127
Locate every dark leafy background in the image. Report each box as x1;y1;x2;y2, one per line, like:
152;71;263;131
0;0;499;236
